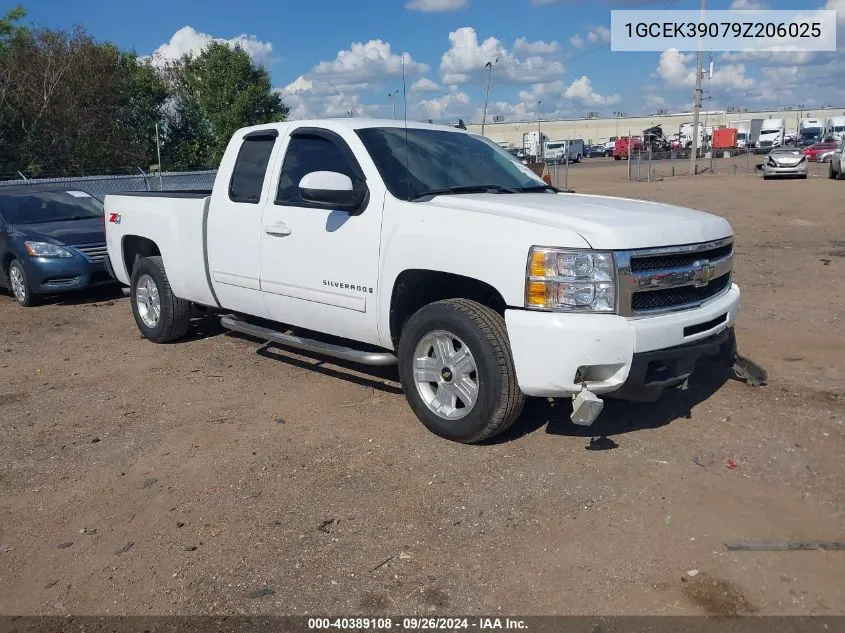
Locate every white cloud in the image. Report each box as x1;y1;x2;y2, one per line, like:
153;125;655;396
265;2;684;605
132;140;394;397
411;77;440;93
440;27;565;85
416;90;472;120
311;40;428;84
405;0;468;11
644;93;666;110
569;34;584;48
729;0;769;8
513;37;560;55
563;76;620;106
279;39;427;119
586;26;611;44
656;48;754;91
147;26;275;66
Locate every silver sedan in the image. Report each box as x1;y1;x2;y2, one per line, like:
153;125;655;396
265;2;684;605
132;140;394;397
762;148;808;180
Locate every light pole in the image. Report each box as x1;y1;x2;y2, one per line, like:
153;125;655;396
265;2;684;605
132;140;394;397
388;90;399;119
537;100;542;160
481;57;499;137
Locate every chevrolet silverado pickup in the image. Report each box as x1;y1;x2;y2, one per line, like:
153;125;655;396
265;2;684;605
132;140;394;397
104;119;740;443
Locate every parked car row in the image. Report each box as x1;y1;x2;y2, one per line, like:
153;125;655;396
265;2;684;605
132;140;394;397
0;188;114;306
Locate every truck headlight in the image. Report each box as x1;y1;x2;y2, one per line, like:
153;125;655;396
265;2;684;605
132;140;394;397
24;241;73;258
525;247;616;313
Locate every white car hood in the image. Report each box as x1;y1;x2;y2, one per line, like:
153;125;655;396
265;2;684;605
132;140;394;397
427;192;732;250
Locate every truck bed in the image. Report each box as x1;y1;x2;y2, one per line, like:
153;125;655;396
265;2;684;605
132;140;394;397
104;192;217;307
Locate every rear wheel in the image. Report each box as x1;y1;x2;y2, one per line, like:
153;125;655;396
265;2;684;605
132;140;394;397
130;256;191;343
830;163;836;179
397;298;525;444
7;259;39;307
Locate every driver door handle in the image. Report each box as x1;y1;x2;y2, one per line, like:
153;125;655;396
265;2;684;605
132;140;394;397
265;222;291;237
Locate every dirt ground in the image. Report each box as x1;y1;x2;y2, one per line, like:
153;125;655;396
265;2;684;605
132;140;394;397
1;161;843;616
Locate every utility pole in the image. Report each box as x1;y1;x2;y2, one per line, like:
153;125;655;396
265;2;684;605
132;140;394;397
155;121;163;189
537;100;543;161
689;0;706;175
388;90;399;119
481;57;499;137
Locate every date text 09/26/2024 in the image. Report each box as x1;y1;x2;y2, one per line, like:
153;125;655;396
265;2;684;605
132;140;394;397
307;618;528;630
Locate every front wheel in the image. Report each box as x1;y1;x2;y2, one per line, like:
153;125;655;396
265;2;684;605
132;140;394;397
397;299;525;444
130;256;191;343
830;163;836;179
7;260;39;307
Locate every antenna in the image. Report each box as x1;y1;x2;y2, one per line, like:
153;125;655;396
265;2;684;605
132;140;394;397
402;56;410;201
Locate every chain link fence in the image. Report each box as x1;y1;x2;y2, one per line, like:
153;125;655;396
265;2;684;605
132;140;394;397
0;170;217;201
624;148;831;181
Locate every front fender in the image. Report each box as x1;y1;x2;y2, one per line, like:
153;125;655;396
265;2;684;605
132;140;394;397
375;201;589;348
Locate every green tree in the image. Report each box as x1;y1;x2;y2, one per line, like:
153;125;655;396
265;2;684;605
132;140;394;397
163;42;288;169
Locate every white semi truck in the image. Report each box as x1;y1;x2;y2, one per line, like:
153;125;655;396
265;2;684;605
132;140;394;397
757;119;785;149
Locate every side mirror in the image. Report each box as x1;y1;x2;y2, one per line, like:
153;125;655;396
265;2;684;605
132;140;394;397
298;171;366;212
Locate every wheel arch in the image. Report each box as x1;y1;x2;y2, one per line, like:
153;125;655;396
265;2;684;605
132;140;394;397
122;235;161;279
388;268;508;348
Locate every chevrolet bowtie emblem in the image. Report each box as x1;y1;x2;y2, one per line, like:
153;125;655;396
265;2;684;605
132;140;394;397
692;259;715;287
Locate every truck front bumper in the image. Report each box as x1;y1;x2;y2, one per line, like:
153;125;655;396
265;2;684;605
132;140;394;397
505;283;740;400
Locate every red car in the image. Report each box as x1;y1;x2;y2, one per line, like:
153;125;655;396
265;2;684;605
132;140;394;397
613;136;644;160
802;140;838;162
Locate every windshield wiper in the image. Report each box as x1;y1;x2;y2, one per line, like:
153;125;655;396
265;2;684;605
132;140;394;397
514;185;559;193
410;184;518;201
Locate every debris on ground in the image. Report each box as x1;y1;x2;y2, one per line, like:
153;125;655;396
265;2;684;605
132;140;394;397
79;527;96;535
184;545;197;551
56;541;73;549
318;519;335;534
725;540;845;551
140;477;157;489
43;580;59;589
665;515;672;526
247;587;275;598
0;544;14;553
176;521;185;528
115;541;134;555
726;459;738;470
733;354;768;387
687;569;700;577
370;555;395;572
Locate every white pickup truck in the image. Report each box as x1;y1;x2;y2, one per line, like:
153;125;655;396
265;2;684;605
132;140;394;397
104;119;740;443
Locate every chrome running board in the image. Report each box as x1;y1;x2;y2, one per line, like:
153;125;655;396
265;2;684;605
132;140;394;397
220;315;397;366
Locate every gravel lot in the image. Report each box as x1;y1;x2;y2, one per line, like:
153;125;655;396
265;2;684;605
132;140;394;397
1;161;843;616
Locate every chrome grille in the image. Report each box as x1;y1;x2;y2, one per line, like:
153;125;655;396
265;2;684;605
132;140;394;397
616;238;734;316
74;243;108;262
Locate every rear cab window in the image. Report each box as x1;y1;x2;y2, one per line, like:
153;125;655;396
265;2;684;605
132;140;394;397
229;131;278;204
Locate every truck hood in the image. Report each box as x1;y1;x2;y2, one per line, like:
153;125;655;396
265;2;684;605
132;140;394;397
426;192;731;250
10;217;105;245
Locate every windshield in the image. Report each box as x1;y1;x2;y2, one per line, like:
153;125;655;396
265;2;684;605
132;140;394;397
546;142;565;149
737;133;748;140
356;127;548;201
0;191;104;225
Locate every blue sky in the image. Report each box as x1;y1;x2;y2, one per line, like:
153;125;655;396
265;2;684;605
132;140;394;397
18;0;845;122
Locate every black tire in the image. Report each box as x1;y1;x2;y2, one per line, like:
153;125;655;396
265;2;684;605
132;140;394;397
614;155;621;161
7;259;39;307
129;256;191;343
830;163;836;179
397;298;525;444
799;174;808;180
